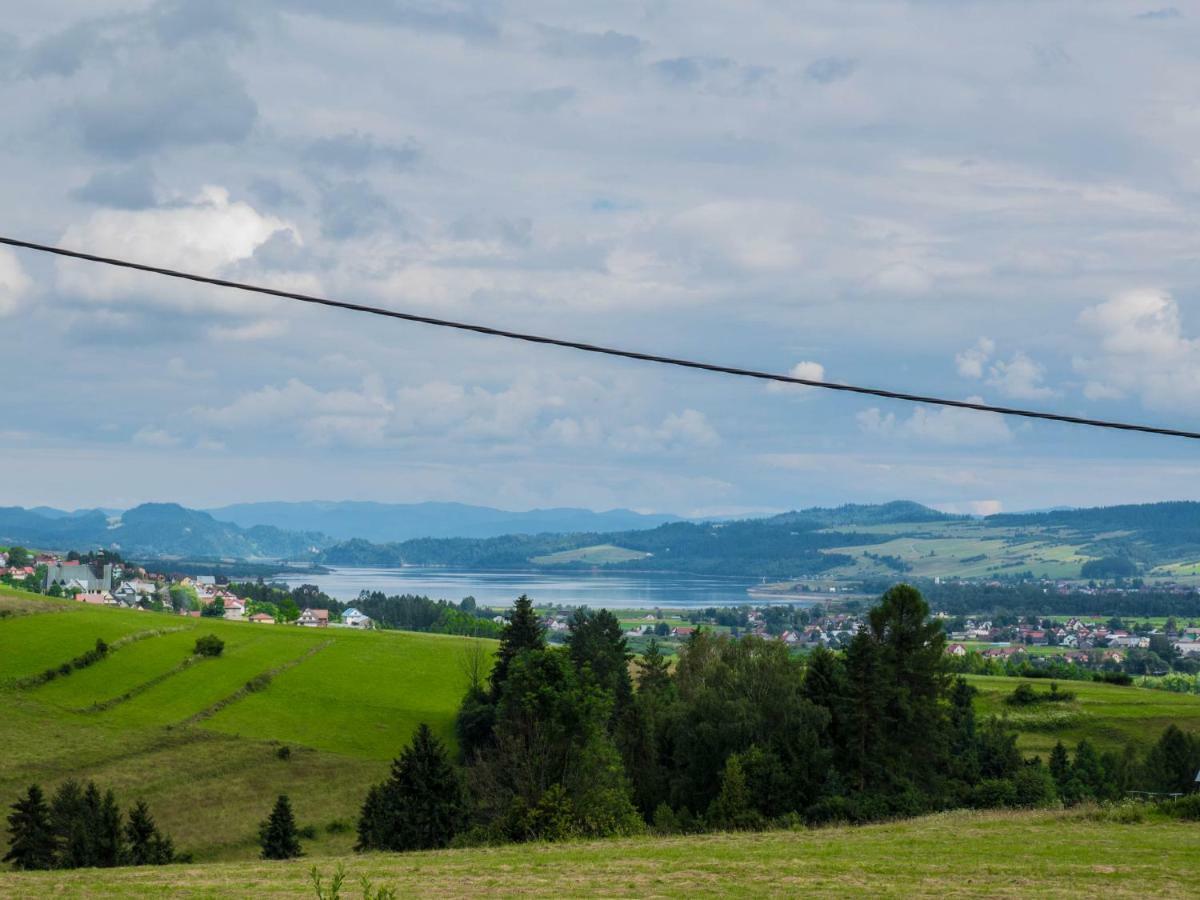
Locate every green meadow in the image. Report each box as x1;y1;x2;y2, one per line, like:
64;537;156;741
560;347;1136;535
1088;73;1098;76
0;589;492;860
968;674;1200;756
2;807;1197;898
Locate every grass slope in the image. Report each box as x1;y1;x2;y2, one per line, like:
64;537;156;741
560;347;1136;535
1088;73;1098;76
2;807;1197;897
968;675;1200;755
0;590;492;861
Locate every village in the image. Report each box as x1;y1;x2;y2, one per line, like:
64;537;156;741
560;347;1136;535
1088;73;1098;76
0;549;373;630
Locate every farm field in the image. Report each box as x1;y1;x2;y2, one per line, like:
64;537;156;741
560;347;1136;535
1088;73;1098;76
0;589;490;860
2;806;1196;898
967;674;1200;756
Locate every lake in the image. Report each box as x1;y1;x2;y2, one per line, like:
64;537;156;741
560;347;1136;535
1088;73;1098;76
276;566;812;609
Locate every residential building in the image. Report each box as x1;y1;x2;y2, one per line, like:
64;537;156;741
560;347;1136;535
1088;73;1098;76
298;608;329;628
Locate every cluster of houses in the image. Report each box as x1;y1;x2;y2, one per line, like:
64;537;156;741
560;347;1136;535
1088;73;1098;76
25;553;373;630
0;549;39;582
943;616;1200;664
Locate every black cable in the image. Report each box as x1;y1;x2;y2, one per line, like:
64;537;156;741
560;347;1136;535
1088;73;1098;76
4;233;1199;441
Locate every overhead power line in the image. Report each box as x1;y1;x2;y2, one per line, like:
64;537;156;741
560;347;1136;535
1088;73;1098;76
4;233;1199;442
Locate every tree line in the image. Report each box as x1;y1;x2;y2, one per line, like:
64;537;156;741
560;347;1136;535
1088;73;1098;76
4;781;176;871
341;585;1200;854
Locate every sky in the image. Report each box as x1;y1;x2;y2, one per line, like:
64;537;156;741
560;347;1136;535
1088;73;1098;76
3;1;1200;517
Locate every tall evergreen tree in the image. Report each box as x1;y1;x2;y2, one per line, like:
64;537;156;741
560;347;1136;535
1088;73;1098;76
93;789;125;868
489;594;544;699
801;646;847;749
50;780;94;869
1142;724;1200;794
3;785;56;871
842;629;887;792
259;795;302;860
635;639;673;698
1048;741;1071;791
356;724;467;852
567;608;633;716
125;801;173;866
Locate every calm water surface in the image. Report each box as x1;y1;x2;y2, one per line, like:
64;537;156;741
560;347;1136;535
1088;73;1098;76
277;566;802;609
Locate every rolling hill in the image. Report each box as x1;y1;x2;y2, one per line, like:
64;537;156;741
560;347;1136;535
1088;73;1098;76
0;503;328;559
0;587;490;861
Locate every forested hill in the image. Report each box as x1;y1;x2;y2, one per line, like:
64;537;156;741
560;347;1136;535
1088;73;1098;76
316;500;1200;580
0;504;327;559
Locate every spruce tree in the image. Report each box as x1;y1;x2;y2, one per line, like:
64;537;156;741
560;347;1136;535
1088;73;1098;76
3;784;56;871
842;629;887;792
635;639;673;697
125;800;173;865
356;724;466;852
567;608;633;716
489;594;545;699
50;780;94;869
259;795;302;860
93;789;125;867
1048;741;1071;791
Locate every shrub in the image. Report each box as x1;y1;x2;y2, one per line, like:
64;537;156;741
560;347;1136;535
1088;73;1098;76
276;745;292;761
1158;794;1200;821
193;635;224;657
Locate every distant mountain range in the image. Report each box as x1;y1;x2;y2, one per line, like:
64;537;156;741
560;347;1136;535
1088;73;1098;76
4;499;1199;581
205;501;682;542
0;504;324;560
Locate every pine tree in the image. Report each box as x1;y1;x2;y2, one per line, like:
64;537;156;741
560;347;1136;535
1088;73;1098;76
125;800;173;866
567;608;633;716
635;639;673;698
707;754;759;830
356;724;466;852
1048;741;1071;790
93;789;125;867
842;629;886;792
3;785;56;871
489;594;545;699
259;795;302;860
49;777;90;868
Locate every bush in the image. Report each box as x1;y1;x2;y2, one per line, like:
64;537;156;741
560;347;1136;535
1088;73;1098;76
971;778;1018;809
276;745;292;761
1157;794;1200;821
193;635;224;657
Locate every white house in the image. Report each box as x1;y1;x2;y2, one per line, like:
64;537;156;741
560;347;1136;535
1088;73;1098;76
222;598;247;620
298;608;329;628
342;607;372;629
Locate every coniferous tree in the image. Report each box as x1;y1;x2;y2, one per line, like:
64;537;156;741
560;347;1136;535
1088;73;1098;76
489;595;544;699
3;785;56;871
1048;741;1071;791
1142;724;1200;794
125;801;173;866
567;608;633;716
356;724;466;852
842;629;887;792
93;789;125;868
51;780;94;869
801;646;847;750
259;795;302;860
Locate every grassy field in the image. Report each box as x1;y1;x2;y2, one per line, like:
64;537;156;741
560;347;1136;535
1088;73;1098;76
0;589;492;861
968;674;1200;756
1;806;1197;897
531;543;651;565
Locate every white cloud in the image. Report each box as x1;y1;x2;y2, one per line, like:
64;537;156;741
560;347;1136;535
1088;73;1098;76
0;249;31;317
208;319;289;342
610;409;720;453
857;397;1013;446
57;186;297;319
955;338;995;379
985;351;1055;400
767;361;826;396
1074;288;1200;411
934;499;1003;516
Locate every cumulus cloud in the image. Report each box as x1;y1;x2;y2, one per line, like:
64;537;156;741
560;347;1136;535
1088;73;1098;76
955;338;995;379
857;398;1013;446
767;361;826;395
0;249;31;317
985;351;1054;399
956;339;1053;399
57;186;297;324
1074;288;1200;411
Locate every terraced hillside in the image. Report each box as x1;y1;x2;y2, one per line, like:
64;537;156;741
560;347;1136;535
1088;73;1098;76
0;588;491;861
